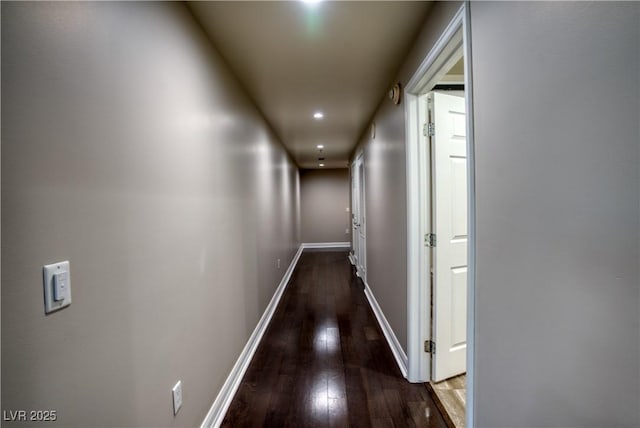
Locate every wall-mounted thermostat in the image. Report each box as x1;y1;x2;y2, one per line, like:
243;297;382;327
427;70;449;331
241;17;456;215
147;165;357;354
43;261;72;314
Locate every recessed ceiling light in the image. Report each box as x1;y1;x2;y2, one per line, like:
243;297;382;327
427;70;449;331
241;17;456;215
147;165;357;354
317;144;324;149
303;0;322;4
313;112;324;119
319;163;325;167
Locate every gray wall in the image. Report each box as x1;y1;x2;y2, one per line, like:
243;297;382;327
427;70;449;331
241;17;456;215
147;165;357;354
356;2;639;426
300;168;351;243
1;2;299;427
353;1;462;352
470;2;640;426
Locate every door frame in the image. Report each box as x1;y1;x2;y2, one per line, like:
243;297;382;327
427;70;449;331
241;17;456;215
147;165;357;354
404;3;476;427
355;151;366;281
350;158;359;266
351;151;367;281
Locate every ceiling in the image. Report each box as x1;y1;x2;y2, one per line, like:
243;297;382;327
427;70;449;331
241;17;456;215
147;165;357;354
187;1;432;169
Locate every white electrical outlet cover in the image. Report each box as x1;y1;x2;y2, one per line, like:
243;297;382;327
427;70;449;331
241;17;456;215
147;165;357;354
43;261;71;314
172;381;182;415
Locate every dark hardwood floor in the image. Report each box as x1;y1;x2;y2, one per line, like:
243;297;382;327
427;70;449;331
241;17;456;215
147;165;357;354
222;250;447;427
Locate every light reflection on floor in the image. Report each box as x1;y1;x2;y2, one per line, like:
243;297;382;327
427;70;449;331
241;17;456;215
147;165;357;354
310;324;347;422
311;374;328;422
313;324;340;355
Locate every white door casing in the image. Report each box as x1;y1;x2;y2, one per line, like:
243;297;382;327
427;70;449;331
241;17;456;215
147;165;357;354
351;160;359;265
351;153;366;280
430;91;468;382
404;4;475;425
356;154;366;279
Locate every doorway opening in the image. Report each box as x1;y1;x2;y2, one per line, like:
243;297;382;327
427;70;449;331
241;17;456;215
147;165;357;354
404;4;475;428
350;152;366;281
424;76;467;428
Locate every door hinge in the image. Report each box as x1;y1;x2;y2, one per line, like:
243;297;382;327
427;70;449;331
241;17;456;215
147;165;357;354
424;233;436;247
422;123;435;137
424;340;435;354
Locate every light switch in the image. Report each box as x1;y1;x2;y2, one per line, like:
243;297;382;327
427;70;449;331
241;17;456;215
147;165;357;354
172;381;183;415
43;261;71;314
53;271;68;301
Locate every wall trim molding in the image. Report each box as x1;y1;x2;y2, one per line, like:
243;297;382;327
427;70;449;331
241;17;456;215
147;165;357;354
348;253;356;266
363;281;408;378
301;242;351;249
200;244;305;428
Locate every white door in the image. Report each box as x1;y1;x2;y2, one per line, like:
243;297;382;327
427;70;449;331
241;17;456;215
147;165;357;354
430;91;468;382
356;154;366;279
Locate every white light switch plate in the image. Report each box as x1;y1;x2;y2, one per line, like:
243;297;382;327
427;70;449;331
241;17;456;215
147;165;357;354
172;381;182;415
43;261;71;314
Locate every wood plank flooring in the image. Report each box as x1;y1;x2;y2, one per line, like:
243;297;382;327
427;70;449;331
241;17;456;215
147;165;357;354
222;250;447;427
427;375;466;428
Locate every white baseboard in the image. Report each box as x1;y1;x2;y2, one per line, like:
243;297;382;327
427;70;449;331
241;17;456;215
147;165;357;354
362;281;409;378
200;244;304;428
302;242;351;249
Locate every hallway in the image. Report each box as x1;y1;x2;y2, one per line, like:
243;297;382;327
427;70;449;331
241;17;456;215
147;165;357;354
2;2;639;427
222;250;446;427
